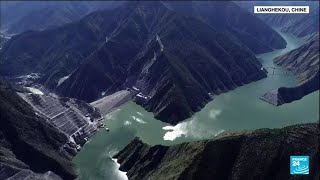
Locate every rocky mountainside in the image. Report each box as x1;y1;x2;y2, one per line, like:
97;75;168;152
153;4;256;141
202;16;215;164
0;2;267;124
18;91;102;147
260;12;318;38
260;33;319;106
163;1;287;54
115;123;320;180
54;2;267;124
0;1;122;34
0;78;76;179
237;1;319;38
273;73;319;105
275;33;319;84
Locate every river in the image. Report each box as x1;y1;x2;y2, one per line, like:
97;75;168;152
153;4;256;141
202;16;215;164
73;32;319;180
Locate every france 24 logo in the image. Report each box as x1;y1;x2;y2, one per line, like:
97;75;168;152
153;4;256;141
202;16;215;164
290;156;309;175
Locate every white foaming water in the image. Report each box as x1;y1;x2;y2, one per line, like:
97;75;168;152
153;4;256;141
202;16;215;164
108;151;128;180
131;116;146;124
162;125;187;141
105;109;121;120
162;118;224;141
110;158;128;180
209;109;222;119
137;112;144;116
124;121;132;126
163;108;224;141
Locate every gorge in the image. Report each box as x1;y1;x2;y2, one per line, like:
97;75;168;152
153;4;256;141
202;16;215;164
73;31;319;180
0;1;318;180
261;33;319;106
0;1;279;125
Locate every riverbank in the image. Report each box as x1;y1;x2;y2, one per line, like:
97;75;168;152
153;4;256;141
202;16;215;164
260;32;319;106
115;123;319;180
73;31;319;180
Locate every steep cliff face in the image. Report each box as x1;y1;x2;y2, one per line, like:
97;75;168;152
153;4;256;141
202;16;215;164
237;1;319;38
0;2;267;125
259;9;319;38
0;78;76;179
261;33;319;106
163;1;287;53
55;2;266;124
115;123;320;180
274;33;319;84
275;73;319;104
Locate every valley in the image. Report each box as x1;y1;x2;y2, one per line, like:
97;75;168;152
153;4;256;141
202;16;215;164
261;33;319;106
73;31;319;180
0;1;272;125
0;1;318;180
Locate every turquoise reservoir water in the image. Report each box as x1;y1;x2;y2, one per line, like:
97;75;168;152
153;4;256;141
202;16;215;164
73;32;319;180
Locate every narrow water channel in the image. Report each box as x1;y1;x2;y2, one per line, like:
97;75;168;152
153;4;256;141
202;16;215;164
73;32;319;180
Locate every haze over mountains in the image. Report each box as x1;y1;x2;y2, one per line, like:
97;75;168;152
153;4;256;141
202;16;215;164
0;1;123;34
163;1;287;53
260;10;319;38
237;1;319;38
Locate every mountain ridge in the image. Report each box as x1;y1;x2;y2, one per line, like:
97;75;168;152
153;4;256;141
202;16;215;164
0;78;76;179
114;123;320;180
0;1;123;34
55;2;267;124
163;1;287;53
1;2;268;124
260;33;319;106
